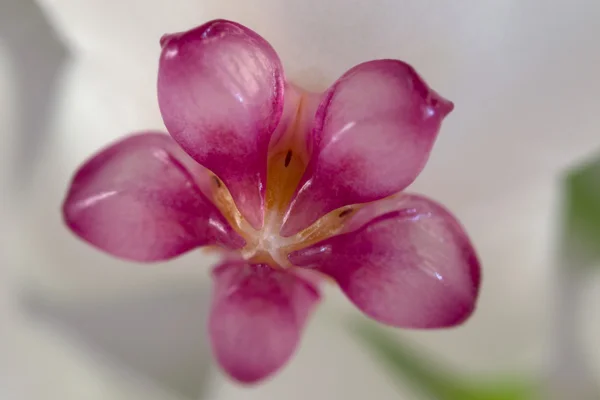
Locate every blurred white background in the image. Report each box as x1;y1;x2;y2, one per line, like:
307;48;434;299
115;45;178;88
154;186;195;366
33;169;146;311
1;0;600;399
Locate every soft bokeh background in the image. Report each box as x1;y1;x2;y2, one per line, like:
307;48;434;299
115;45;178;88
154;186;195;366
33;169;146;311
1;0;599;399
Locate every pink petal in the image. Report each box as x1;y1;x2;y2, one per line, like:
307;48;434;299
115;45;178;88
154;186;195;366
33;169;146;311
289;194;480;329
158;19;285;229
281;60;453;236
63;132;245;262
209;261;320;384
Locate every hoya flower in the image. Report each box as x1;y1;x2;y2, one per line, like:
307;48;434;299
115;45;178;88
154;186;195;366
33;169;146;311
62;19;481;384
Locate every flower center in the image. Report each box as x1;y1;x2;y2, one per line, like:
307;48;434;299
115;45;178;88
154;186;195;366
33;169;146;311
208;92;357;268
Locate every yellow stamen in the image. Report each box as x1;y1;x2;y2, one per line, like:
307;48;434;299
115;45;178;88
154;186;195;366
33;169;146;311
210;174;252;237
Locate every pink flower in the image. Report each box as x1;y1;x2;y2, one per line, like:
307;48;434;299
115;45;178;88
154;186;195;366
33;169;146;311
62;19;481;384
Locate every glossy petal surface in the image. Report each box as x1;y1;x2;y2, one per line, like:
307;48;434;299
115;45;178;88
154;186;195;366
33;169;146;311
289;194;480;328
158;19;284;229
63;132;245;262
209;261;320;383
282;60;453;236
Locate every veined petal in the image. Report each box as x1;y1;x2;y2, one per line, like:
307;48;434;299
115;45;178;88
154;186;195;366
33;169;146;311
158;19;284;229
209;261;320;384
281;60;453;236
289;194;480;329
62;132;245;262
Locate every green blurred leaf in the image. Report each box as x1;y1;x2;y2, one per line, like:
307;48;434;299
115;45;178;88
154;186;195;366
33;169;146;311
351;323;537;400
562;154;600;269
465;381;537;400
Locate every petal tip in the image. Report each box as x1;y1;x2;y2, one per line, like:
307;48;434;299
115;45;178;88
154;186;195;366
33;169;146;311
159;33;173;48
220;366;276;385
444;99;455;115
430;92;454;119
159;34;182;60
160;20;243;50
200;19;244;39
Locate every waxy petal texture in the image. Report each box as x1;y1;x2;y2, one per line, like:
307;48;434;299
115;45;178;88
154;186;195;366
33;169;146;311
63;133;245;261
158;19;285;229
289;194;480;328
282;60;453;236
209;261;320;383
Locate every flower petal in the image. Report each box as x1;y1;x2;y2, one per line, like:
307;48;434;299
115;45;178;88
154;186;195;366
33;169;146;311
62;132;245;262
281;60;453;236
289;194;480;328
158;19;284;229
209;261;320;384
